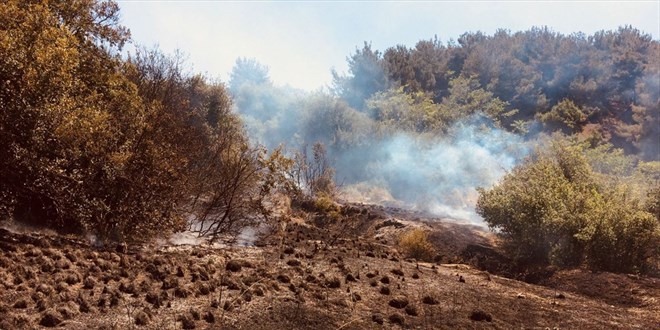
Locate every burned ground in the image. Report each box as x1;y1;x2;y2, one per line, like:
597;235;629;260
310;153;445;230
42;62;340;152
0;202;658;329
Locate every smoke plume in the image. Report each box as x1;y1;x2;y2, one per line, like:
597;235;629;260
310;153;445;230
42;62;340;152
338;117;528;223
230;60;529;224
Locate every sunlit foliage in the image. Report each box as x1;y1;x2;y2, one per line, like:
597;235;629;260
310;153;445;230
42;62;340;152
399;228;436;262
477;137;660;273
0;1;285;242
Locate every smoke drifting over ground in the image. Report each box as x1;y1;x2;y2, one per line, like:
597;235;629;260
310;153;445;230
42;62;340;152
338;119;528;223
231;73;528;224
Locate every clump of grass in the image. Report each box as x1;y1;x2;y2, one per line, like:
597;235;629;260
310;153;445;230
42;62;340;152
398;228;435;262
313;193;341;219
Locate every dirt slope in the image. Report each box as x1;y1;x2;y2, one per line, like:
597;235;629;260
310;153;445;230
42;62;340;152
0;203;658;329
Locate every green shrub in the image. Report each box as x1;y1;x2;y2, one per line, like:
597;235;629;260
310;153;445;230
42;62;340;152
477;138;660;273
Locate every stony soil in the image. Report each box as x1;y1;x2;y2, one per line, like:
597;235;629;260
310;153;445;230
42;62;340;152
0;203;658;329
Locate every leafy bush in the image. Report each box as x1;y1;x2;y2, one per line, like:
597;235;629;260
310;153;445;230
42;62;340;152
646;185;660;222
538;99;595;133
477;137;660;273
398;228;436;262
0;1;283;242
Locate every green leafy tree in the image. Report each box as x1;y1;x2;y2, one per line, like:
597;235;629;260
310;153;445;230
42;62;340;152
435;75;516;129
538;98;595;133
366;87;437;133
0;1;280;242
477;137;660;273
0;0;140;234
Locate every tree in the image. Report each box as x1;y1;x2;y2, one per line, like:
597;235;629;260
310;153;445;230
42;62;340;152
0;0;140;234
538;98;595;133
477;137;660;272
332;42;388;110
435;75;516;130
0;1;279;242
366;87;437;133
229;57;271;93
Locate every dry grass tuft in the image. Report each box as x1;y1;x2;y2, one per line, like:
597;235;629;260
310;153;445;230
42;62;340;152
398;228;435;262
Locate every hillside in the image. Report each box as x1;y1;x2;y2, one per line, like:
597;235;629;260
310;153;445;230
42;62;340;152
1;202;658;329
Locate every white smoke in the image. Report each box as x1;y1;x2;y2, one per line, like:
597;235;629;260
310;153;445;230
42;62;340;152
340;117;528;223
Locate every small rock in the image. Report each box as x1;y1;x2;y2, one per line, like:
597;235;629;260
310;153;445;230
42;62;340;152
177;266;185;277
145;291;162;308
371;313;384;324
115;243;128;254
225;260;242;272
276;274;291;284
174;286;190;298
283;247;295;254
135;311;150;326
83;277;96;290
379;286;391;295
389;296;409;309
40;309;62;327
422;295;439;305
179;314;196;329
305;274;317;283
470;309;492;322
57;302;78;319
65;272;81;285
388;313;405;325
197;283;210;296
37;283;54;295
203;310;215;323
13;299;28;309
404;304;418;316
325;277;341;289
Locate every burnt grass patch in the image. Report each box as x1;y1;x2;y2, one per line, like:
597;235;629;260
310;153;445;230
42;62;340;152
0;203;657;329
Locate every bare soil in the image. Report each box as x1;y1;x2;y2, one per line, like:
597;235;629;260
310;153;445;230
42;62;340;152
0;202;658;329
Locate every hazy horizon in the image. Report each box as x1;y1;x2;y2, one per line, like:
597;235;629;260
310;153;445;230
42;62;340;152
117;1;660;90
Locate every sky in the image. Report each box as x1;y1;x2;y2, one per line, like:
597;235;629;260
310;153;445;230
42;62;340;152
117;0;660;90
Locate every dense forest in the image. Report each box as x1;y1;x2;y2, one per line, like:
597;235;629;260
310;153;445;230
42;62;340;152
333;28;659;160
220;26;660;272
1;0;658;273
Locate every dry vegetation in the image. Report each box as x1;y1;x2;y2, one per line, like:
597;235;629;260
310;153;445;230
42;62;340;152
0;202;658;329
1;2;659;329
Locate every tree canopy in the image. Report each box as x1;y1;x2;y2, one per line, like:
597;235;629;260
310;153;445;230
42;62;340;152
0;0;281;242
334;27;659;160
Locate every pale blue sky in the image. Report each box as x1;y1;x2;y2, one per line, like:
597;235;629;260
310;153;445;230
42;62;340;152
117;1;660;90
